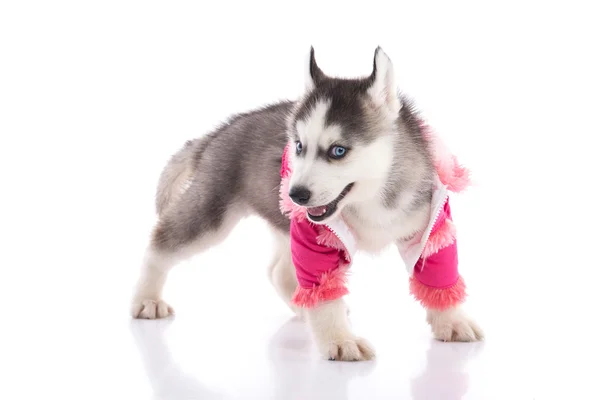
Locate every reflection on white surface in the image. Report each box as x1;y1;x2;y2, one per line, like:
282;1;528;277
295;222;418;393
411;341;483;400
131;318;225;400
128;311;487;400
266;318;376;400
131;316;381;400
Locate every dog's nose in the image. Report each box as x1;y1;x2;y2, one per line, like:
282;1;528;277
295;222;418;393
289;186;312;205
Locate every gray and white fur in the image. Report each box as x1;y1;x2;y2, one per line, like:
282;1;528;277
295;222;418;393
131;47;483;361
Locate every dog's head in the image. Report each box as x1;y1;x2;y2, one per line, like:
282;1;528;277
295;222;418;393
287;47;404;223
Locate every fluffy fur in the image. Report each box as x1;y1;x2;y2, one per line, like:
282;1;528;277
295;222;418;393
279;174;307;222
315;228;346;253
421;219;457;259
409;275;466;311
291;267;350;308
420;121;472;193
130;46;483;361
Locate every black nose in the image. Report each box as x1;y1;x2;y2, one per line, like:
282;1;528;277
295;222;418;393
289;186;311;205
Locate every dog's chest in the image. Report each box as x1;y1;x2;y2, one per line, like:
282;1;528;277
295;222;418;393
342;201;430;253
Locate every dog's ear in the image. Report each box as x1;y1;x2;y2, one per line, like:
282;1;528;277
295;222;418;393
368;47;401;112
305;46;325;91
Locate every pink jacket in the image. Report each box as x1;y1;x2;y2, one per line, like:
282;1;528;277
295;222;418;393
279;121;470;311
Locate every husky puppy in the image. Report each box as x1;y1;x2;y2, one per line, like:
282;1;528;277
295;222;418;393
131;47;483;361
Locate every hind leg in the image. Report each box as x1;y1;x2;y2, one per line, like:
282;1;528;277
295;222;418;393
130;246;177;319
267;228;302;317
131;193;244;319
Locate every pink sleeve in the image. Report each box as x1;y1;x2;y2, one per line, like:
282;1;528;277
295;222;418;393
290;218;350;308
279;144;350;308
410;199;467;310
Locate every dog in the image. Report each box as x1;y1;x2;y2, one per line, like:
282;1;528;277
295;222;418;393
130;47;483;361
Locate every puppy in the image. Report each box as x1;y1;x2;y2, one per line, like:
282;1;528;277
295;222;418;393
131;47;483;361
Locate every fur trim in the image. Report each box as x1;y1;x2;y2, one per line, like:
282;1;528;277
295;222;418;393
280;142;292;178
409;275;466;311
316;227;344;250
421;219;456;259
420;120;471;193
279;143;308;221
316;227;352;263
279;175;307;222
435;154;471;193
291;267;349;308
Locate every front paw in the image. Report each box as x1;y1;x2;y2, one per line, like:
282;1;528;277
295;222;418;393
427;307;484;342
131;299;174;319
323;337;376;361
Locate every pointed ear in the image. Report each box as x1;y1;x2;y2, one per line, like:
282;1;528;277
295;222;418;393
368;47;401;112
305;46;325;91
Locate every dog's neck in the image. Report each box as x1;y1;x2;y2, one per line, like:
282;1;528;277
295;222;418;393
341;185;433;253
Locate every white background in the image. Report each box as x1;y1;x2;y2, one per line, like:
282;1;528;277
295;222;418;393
1;1;599;399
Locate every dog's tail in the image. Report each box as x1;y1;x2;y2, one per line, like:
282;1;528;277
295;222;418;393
155;139;199;216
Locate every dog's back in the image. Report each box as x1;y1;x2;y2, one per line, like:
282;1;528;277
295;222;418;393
154;101;296;238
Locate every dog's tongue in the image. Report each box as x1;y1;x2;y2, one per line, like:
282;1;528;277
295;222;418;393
307;205;327;217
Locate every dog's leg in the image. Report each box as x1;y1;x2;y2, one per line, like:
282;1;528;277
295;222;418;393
400;206;484;341
305;299;375;361
409;276;484;341
267;228;303;317
131;181;244;319
130;246;177;319
426;305;484;342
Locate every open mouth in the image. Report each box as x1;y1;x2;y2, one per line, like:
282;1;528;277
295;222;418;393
306;183;354;222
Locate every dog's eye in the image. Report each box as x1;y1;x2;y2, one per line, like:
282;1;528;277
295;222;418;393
295;141;303;155
328;145;347;159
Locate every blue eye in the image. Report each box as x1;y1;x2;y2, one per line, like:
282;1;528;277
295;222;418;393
328;145;347;159
295;141;303;154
